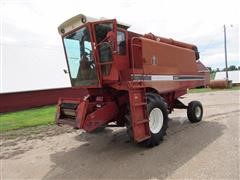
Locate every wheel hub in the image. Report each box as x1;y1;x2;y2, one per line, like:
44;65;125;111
149;108;163;134
195;106;202;118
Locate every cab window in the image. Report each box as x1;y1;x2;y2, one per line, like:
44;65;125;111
117;31;126;55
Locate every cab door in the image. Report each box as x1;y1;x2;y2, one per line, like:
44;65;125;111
92;20;118;83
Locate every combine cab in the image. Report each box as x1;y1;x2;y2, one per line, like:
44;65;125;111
56;14;209;147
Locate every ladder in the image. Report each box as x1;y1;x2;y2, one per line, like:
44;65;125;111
128;37;151;142
128;82;150;142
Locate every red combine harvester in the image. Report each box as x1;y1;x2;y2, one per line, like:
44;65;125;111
56;14;209;147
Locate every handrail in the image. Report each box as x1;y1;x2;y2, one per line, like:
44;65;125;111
130;37;144;82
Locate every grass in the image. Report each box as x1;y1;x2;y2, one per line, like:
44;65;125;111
0;106;56;133
188;86;240;93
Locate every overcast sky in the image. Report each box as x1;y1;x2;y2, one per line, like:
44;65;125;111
0;0;239;92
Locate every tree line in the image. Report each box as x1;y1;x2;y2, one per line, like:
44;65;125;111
207;65;240;73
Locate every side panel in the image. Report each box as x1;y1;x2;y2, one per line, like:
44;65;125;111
143;80;205;94
83;101;119;132
141;38;198;75
129;37;208;94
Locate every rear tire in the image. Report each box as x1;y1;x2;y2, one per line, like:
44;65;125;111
187;101;203;123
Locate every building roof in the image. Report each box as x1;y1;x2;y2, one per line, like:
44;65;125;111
196;60;210;73
215;70;240;84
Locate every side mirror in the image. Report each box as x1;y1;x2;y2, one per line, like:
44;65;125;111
63;69;68;74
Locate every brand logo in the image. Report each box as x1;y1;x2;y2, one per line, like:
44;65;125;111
152;55;157;65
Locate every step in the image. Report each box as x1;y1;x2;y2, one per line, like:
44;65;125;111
57;118;76;127
135;119;149;124
133;102;147;106
136;135;151;142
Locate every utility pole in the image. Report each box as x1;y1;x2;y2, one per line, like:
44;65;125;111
223;24;228;79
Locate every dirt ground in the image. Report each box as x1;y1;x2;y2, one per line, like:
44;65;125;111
1;90;240;179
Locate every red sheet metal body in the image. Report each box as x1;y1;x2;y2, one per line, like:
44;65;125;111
55;15;210;142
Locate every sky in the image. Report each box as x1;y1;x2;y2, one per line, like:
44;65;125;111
0;0;239;92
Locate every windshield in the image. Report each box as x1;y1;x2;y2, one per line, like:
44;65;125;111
63;26;98;86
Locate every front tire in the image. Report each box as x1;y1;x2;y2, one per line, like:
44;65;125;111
187;101;203;123
141;94;169;147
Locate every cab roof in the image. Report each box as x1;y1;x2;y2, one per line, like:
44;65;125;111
58;14;130;35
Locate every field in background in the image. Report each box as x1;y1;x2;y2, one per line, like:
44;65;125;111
1;87;239;133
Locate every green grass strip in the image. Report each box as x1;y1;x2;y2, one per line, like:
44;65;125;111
188;86;240;93
0;106;56;133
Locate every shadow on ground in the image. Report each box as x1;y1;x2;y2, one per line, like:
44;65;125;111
44;118;226;179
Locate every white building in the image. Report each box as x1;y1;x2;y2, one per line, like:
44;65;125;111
215;70;240;84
